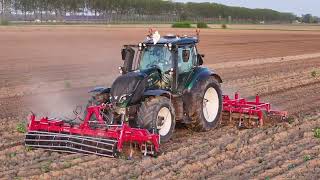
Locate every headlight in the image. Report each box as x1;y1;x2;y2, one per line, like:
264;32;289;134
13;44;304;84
168;43;172;50
138;43;143;50
119;94;132;103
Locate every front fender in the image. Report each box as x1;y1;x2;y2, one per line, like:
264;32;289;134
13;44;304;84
88;87;111;94
186;67;222;91
143;89;172;98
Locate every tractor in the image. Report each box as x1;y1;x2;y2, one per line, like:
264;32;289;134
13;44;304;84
24;30;286;157
87;31;223;142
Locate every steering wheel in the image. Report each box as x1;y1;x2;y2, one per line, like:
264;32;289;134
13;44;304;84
158;59;171;68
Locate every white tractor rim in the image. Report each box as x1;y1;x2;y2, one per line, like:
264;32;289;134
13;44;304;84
157;107;172;136
203;87;219;123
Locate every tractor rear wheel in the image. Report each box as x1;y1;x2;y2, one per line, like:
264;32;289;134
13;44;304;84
137;96;175;143
188;76;222;131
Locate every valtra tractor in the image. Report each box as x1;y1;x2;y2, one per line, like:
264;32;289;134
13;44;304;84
25;30;287;157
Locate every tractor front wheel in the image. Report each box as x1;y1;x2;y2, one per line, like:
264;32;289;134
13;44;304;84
137;96;175;143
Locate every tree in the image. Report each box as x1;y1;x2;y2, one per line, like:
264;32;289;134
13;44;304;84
0;0;4;21
302;14;312;23
302;14;319;23
1;0;298;23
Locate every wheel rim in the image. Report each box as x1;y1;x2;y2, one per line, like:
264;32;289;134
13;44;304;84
202;87;219;123
157;107;172;136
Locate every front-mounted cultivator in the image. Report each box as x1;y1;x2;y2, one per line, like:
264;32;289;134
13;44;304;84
24;30;287;157
25;105;160;157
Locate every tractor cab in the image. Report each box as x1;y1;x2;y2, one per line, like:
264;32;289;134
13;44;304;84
120;32;204;93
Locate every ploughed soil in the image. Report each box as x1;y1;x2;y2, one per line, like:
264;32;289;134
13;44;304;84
0;26;319;179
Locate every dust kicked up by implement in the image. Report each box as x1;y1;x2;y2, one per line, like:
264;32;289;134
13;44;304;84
24;29;287;157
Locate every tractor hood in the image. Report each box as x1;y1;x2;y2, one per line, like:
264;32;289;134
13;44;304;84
110;67;161;107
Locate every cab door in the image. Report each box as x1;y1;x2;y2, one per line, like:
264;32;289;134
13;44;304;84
177;45;197;91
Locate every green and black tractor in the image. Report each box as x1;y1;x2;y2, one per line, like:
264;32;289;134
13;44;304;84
87;32;223;142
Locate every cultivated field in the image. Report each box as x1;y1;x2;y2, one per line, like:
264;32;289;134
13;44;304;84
0;25;319;179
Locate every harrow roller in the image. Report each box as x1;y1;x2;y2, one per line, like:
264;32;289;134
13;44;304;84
25;131;118;157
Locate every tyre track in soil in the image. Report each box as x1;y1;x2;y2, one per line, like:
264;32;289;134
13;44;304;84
0;149;93;179
0;118;25;152
1;73;319;178
210;134;319;179
27;156;127;180
212;54;320;116
256;145;320;179
0;131;106;179
0;120;98;179
0;130;137;179
90;116;320;180
32;114;318;179
219;60;319;97
0;114;133;179
21;126;240;179
137;116;320;180
1;68;319;179
261;81;320;116
273;157;320;179
0;96;25;119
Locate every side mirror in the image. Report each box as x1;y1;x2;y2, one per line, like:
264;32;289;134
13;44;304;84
197;54;204;65
121;49;126;60
122;47;135;72
182;49;190;62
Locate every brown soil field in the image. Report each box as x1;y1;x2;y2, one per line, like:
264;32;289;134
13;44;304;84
0;26;319;179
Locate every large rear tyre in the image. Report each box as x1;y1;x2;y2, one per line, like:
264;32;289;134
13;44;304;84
137;96;175;143
188;77;222;131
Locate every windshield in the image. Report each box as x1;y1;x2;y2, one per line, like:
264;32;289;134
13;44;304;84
139;46;172;72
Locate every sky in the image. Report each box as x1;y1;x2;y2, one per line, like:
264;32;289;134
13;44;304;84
174;0;320;17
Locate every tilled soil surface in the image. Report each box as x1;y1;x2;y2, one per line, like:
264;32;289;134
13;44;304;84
0;26;319;179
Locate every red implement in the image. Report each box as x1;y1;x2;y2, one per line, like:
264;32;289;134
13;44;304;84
25;105;159;157
222;92;287;127
25;93;287;157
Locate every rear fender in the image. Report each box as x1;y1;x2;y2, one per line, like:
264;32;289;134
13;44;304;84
186;67;222;91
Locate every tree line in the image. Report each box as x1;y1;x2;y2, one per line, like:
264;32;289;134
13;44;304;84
300;14;319;24
0;0;302;23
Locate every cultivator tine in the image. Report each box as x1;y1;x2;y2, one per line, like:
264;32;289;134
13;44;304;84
141;142;157;156
25;131;118;157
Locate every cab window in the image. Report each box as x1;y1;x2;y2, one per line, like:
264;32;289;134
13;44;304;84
139;46;172;73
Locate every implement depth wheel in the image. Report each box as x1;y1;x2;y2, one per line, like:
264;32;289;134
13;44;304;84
137;96;175;143
188;77;222;131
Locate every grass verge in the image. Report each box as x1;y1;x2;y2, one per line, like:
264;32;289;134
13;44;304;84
172;22;192;28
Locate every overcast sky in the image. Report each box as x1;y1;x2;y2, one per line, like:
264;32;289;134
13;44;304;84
174;0;320;16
